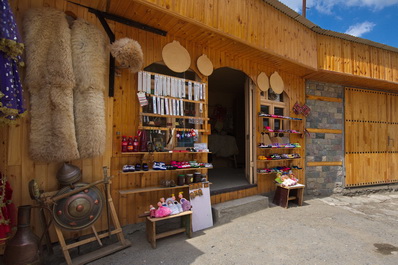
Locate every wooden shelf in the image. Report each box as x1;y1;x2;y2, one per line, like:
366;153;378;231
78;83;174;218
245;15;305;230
257;169;302;175
140;113;209;120
257;158;301;162
120;167;212;175
119;185;190;195
120;152;210;155
259;115;302;121
147;94;206;104
258;147;299;149
138;126;208;132
263;131;302;135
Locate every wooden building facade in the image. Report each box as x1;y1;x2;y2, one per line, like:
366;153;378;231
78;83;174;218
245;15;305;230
2;0;398;240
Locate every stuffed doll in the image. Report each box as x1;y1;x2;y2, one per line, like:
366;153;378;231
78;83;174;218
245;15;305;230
166;194;183;215
178;192;191;212
154;201;171;218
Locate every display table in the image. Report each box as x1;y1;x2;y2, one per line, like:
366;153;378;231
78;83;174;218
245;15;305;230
273;184;305;208
146;210;192;248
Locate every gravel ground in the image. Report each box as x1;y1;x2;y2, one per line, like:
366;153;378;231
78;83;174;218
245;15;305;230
14;192;398;265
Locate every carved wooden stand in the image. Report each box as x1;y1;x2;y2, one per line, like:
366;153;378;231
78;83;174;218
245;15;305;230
54;179;131;265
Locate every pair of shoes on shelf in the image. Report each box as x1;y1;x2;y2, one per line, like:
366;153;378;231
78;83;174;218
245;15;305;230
135;163;149;171
153;161;166;170
270;154;282;160
204;163;213;168
122;165;135;172
292;153;301;158
122;163;149;172
186;147;196;152
292;165;302;169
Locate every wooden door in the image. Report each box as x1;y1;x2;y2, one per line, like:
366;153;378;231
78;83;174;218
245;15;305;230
345;88;398;186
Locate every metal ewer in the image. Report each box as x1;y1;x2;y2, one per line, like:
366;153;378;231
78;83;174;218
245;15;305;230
4;205;40;265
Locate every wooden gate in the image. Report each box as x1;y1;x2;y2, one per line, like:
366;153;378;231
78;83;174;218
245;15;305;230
345;87;398;187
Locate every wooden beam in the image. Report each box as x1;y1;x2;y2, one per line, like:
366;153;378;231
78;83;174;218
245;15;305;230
306;128;342;134
307;161;343;167
306;95;342;102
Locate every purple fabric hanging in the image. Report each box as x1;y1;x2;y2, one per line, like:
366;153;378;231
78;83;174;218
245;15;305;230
0;0;25;124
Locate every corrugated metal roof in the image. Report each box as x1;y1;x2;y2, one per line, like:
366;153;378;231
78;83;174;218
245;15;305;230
263;0;398;53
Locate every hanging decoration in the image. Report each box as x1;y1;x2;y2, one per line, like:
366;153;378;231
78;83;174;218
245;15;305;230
293;102;311;117
162;40;191;73
196;54;213;76
257;72;269;92
110;37;143;73
0;0;26;124
270;71;284;94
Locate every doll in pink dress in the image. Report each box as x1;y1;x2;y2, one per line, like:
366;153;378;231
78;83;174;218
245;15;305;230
154;201;171;218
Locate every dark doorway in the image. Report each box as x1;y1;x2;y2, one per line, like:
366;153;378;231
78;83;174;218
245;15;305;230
208;67;250;192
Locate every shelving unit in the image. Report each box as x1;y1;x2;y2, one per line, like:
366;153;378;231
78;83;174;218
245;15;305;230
120;167;212;175
257;112;303;180
257;158;300;162
119;185;190;195
121;152;210;155
257;147;299;149
117;70;211;202
139;70;209;134
257;169;302;175
262;131;302;135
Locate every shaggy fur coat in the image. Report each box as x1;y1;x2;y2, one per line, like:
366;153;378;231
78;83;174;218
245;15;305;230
71;19;107;158
24;8;107;162
24;8;80;162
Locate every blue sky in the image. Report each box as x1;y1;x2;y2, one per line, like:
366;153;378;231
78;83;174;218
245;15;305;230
278;0;398;48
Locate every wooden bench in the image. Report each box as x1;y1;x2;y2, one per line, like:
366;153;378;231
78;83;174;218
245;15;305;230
273;184;305;208
146;211;193;248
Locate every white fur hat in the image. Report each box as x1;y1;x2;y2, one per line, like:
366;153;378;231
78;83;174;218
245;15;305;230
110;38;143;73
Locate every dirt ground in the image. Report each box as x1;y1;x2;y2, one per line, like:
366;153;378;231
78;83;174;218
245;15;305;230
7;191;398;265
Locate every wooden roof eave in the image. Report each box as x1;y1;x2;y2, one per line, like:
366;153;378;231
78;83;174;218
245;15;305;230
107;0;317;77
305;69;398;92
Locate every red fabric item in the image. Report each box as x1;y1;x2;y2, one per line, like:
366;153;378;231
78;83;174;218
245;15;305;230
0;177;13;243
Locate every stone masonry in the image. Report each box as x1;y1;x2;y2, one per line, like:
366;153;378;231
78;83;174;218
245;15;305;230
305;81;344;196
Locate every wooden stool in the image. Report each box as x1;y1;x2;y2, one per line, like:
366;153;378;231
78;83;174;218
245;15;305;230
146;211;192;248
273;184;305;208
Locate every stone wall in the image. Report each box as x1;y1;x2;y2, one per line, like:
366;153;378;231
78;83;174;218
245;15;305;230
305;81;344;196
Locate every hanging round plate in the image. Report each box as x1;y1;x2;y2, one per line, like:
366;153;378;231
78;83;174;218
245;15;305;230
52;183;104;230
270;71;284;94
197;54;213;76
257;72;269;92
162;41;191;73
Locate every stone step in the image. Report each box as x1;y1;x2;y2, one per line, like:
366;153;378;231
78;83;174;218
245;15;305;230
212;195;269;225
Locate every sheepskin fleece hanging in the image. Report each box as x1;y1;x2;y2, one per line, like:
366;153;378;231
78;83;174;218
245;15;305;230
24;8;80;162
71;19;107;158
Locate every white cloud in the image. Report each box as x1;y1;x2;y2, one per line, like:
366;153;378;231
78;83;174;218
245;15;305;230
345;21;376;37
278;0;398;14
277;0;303;13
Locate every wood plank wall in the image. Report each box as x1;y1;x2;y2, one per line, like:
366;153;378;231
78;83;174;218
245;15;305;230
318;35;398;83
110;20;306;223
5;0;113;241
4;0;307;230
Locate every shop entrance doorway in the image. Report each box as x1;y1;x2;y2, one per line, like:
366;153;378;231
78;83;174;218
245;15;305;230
208;68;255;193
